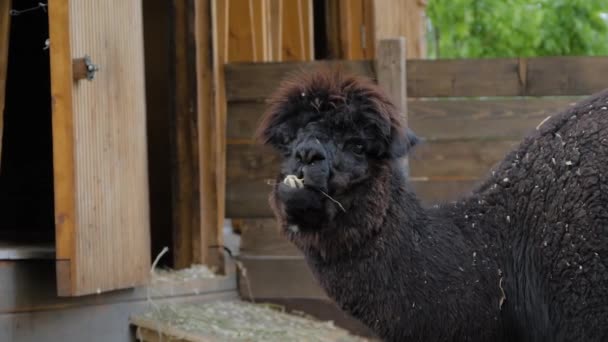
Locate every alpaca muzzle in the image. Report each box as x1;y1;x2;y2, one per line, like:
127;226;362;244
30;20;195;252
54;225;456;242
294;140;330;191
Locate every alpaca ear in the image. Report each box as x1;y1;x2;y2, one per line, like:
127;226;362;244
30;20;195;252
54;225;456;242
389;127;419;158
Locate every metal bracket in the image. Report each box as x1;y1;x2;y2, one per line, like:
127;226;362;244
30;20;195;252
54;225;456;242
73;55;100;81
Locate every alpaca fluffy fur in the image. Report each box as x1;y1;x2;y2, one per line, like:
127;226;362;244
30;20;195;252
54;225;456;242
256;68;608;342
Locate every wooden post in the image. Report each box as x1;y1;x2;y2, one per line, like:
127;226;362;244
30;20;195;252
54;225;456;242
375;37;409;174
0;0;10;169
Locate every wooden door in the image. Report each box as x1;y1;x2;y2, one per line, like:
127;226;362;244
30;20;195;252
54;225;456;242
48;0;151;296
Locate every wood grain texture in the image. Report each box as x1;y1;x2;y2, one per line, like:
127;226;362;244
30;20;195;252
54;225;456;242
280;0;314;61
196;0;224;271
239;218;299;256
224;57;608;101
336;0;375;60
239;256;327;300
226;98;579;141
376;38;408;173
409;139;518;178
50;0;151;296
226;177;479;218
226;139;513;183
376;38;407;121
210;0;229;273
0;0;9;168
48;0;76;270
171;0;200;269
224;60;376;101
372;0;427;58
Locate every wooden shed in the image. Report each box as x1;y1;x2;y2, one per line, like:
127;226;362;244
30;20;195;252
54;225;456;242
2;0;607;341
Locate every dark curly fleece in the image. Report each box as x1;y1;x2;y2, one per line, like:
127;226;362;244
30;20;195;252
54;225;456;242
256;67;608;342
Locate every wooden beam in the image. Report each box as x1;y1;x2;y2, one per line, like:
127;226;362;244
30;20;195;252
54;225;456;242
0;0;10;169
170;0;200;269
224;57;608;100
226;98;578;141
225;139;513;189
196;0;224;271
375;37;408;173
225;176;480;218
48;0;76;292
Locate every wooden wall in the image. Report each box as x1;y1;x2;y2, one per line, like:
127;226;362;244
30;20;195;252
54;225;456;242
223;56;608;306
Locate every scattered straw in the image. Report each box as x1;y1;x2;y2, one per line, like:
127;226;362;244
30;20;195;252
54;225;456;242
536;115;552;130
139;300;369;342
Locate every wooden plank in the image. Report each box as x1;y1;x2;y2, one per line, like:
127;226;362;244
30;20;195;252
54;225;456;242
224;57;608;101
376;38;406;121
406;58;522;98
411;179;480;204
224;60;376;102
136;327;195;342
171;0;200;269
226;177;479;218
134;317;213;342
254;298;377;338
407;98;579;141
210;0;228;274
337;0;373;60
409;139;518;178
526;57;608;96
226;98;579;141
0;0;9;169
280;0;314;61
239;218;299;256
371;0;427;58
226;139;513;185
266;0;282;61
48;0;77;286
49;0;151;296
227;0;260;62
239;256;327;300
196;0;224;271
376;37;408;173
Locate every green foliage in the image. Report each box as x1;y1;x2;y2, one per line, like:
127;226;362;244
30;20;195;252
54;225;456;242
426;0;608;58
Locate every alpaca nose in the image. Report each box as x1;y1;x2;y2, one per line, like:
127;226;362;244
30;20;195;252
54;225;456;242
295;143;326;166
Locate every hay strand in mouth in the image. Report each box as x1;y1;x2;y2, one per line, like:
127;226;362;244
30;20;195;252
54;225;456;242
267;177;347;213
317;189;346;213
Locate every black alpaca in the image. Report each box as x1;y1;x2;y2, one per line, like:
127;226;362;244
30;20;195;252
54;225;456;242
256;68;608;342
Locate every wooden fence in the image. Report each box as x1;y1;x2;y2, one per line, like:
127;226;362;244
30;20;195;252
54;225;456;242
222;47;608;320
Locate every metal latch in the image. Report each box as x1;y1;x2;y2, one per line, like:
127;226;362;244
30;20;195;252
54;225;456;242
72;55;100;81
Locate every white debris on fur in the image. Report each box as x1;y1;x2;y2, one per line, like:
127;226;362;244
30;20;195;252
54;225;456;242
141;301;369;342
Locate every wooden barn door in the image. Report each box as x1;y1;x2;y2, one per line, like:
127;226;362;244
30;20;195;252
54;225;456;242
48;0;151;296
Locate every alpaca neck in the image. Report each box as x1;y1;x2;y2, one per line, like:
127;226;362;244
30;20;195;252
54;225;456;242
304;161;500;340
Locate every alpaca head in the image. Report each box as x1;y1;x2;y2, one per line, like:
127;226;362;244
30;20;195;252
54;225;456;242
257;68;418;229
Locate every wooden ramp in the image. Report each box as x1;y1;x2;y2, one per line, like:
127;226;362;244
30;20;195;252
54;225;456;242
131;300;370;342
